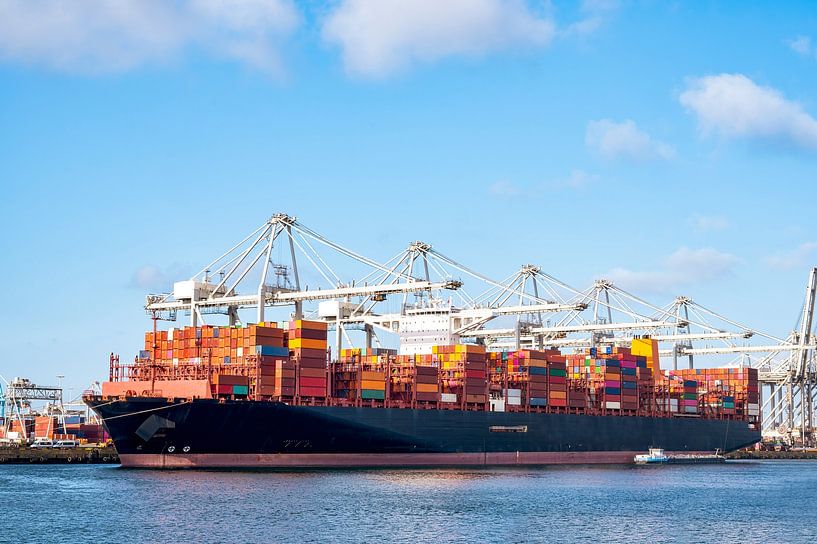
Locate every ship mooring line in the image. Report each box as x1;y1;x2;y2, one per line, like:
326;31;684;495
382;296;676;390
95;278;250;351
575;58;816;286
88;399;121;410
101;401;190;421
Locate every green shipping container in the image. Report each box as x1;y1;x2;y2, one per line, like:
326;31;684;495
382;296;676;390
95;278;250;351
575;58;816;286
361;389;385;400
233;385;249;395
683;393;697;400
549;368;567;377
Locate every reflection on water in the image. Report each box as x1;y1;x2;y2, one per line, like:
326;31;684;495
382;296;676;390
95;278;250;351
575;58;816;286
2;461;816;543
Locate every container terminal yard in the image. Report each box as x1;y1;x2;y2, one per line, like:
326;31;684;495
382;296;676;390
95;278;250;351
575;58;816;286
47;214;811;468
0;378;117;463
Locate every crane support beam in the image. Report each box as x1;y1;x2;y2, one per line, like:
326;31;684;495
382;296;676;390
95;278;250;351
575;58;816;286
146;280;460;311
666;344;817;356
467;320;672;338
649;331;753;342
796;267;817;379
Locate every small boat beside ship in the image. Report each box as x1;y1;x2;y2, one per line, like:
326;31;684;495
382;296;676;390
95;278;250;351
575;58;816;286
635;448;726;465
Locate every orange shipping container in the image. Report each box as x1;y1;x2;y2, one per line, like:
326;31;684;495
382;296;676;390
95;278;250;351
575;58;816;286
290;320;328;331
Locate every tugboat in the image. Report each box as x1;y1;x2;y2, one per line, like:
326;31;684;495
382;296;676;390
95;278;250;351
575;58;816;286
634;448;669;464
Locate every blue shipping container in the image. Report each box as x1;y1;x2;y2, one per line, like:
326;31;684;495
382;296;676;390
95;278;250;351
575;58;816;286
255;345;289;357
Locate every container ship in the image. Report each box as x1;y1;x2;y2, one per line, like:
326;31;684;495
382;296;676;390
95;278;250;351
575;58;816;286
86;320;761;468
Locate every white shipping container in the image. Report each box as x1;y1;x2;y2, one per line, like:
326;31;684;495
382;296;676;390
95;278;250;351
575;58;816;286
237;347;243;357
506;389;522;398
441;393;458;403
605;401;621;409
507;398;521;406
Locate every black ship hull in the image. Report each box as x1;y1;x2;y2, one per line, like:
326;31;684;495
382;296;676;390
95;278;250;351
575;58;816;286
87;397;760;468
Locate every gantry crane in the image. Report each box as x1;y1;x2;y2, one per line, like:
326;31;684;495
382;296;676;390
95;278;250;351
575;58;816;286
140;213;817;444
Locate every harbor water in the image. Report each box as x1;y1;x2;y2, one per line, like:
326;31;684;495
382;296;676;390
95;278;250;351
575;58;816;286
3;461;816;543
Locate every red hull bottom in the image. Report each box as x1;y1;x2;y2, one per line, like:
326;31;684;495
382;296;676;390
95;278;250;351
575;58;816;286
118;451;715;468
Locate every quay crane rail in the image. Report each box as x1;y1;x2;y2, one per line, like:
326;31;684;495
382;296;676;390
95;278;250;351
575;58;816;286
142;214;817;446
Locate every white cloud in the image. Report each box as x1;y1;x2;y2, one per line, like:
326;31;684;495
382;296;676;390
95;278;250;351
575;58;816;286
488;181;521;196
606;247;738;294
0;0;300;74
679;73;817;151
322;0;556;77
131;264;189;291
787;35;814;57
489;169;596;196
563;0;620;37
550;169;595;189
585;119;675;161
689;214;730;232
765;243;817;271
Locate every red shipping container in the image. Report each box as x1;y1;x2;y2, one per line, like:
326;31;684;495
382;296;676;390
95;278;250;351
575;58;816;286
299;358;326;369
298;386;327;397
289;328;327;340
299;376;326;388
291;348;327;359
300;367;325;378
416;392;438;402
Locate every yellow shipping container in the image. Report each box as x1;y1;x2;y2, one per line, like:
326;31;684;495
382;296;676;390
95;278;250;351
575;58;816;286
361;379;385;390
454;344;486;355
289;338;328;350
631;337;660;374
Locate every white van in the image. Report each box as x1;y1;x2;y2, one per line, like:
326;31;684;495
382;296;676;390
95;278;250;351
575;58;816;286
53;440;79;449
30;439;55;448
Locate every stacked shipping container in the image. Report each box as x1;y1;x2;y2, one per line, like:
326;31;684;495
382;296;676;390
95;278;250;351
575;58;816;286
117;330;759;424
290;320;328;399
434;345;488;407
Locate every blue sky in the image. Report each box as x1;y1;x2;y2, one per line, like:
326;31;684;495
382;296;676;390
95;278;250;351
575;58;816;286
1;0;817;395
